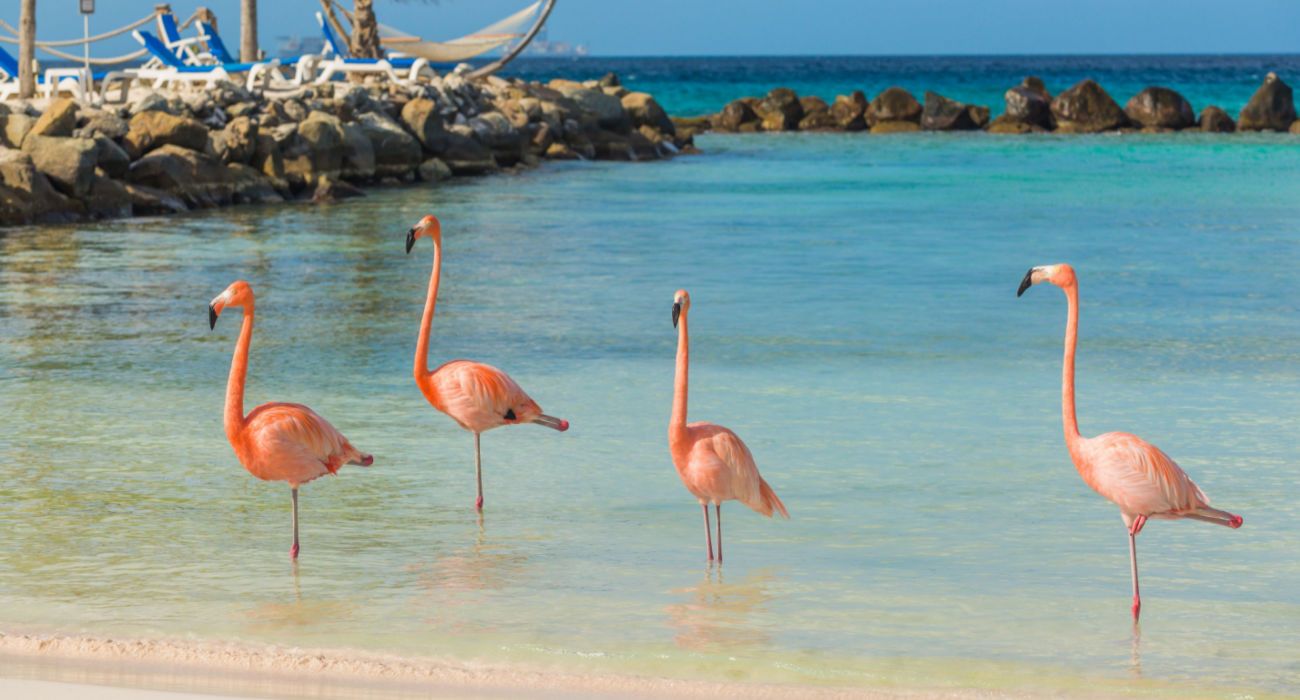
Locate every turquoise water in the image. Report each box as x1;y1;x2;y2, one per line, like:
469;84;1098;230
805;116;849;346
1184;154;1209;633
2;131;1300;696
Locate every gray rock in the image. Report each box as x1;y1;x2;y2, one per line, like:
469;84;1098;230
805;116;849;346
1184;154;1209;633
356;112;421;178
128;144;234;208
281;112;346;186
214;116;258;165
85;172;132;219
401;98;450;153
548;79;629;131
92;136;131;179
125;183;189;215
1125;87;1195;130
1238;72;1295;131
922;91;990;131
3;113;36;148
0;148;81;224
621;92;675;135
22;135;97;197
1004;85;1053;129
1199;106;1236;133
281;99;309;122
418;157;452;183
130;93;171;116
340;122;376;181
439;132;498;175
74;110;129;140
312;175;365;203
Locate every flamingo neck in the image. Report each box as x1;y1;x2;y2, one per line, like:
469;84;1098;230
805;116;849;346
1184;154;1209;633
415;239;442;404
225;304;254;445
1062;282;1082;449
670;315;689;442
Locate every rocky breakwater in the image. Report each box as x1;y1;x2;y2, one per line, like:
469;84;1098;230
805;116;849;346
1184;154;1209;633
679;72;1299;138
0;71;690;226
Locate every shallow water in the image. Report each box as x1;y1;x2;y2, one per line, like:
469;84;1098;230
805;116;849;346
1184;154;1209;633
2;131;1300;696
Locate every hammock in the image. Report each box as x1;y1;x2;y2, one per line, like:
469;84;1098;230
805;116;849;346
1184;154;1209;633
328;0;546;64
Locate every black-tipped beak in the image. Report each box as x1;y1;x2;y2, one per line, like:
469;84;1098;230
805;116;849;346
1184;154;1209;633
672;302;681;329
405;228;416;254
208;304;218;330
1017;268;1035;297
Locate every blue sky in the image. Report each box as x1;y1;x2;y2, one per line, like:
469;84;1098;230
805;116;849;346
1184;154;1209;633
17;0;1300;57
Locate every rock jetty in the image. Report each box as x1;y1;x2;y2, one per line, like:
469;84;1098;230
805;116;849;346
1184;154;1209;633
679;73;1299;139
0;71;691;226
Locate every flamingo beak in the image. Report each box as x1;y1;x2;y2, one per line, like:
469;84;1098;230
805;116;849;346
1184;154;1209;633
1017;268;1036;297
208;304;218;330
405;227;416;254
672;302;681;329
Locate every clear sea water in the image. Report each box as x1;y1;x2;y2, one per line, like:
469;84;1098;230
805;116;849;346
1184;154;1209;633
2;57;1300;697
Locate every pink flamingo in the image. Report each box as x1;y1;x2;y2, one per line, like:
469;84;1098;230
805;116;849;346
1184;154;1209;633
406;215;569;511
669;290;788;562
1018;264;1242;620
209;280;373;560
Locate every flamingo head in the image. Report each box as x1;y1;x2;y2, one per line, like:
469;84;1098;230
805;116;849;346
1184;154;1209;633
406;214;442;254
672;289;691;329
209;280;254;330
1017;263;1076;297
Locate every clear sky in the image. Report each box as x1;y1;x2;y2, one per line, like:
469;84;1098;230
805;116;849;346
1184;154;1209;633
16;0;1300;57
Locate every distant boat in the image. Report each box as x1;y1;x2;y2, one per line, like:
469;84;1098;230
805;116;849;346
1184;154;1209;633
274;35;325;58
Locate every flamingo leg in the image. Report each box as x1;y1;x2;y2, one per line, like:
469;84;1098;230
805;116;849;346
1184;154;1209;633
474;432;484;511
290;487;300;560
715;504;723;563
701;503;714;561
1128;514;1146;621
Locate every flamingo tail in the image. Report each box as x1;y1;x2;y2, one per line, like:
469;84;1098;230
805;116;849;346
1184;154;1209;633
1186;506;1243;529
759;479;789;519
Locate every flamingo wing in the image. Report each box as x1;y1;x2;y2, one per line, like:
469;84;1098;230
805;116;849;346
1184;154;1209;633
243;402;370;484
430;360;533;431
1084;432;1208;517
689;423;788;518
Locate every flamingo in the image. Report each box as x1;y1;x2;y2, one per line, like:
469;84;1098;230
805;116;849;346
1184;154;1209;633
405;214;569;511
209;280;373;560
1017;264;1242;621
669;290;788;562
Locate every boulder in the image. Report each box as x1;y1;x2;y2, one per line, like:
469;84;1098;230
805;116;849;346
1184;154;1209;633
356;112;421;178
129;92;171;115
281;112;346;185
830;91;868;131
544;142;579;160
754;88;803;131
987;115;1044;134
799;109;839;131
714;99;757;132
469;111;524;151
669;115;710;141
92;136;131;180
85;172;132;219
1292;120;1300;134
621;92;675;135
0;149;81;224
1238;72;1295;131
1004;92;1052;130
439;132;498;175
418;158;452;183
127;144;232;208
226;163;283;204
1199;106;1235;133
1051;79;1127;133
312;176;365;203
400;98;450;153
22;135;97;197
74;110;129;140
214;116;258;165
281;99;309;122
921;91;989;131
28;98;79;138
867;87;922;129
3;113;36;148
251;134;286;181
1125;87;1195;130
870;121;921;134
123;111;209;159
1020;76;1051;101
339;122;376;181
548;80;629;131
598;72;621;88
125;183;189;215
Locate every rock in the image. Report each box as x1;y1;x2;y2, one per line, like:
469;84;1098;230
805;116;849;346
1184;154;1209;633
22;135;97;197
339;122;376;181
130;93;171;116
545;142;579;160
714;99;757;132
128;144;227;207
1051;79;1127;133
215;116;258;165
1238;72;1295;131
311;176;365;203
589;129;635;160
921;91;989;131
598;72;620;88
226;163;283;204
870;121;921;134
282;112;346;185
987;115;1044;134
85;172;132;219
125;183;188;215
0;148;80;224
1125;87;1195;130
1004;83;1053;129
226;102;258;119
74;110;129;140
867;87;922;127
439;132;498;175
29;98;79;138
1292;120;1300;134
754;88;803;131
469;111;523;150
830;91;868;131
1198;106;1235;133
3;113;36;148
669;115;710;140
418;158;452;182
356;112;421;178
548;80;629;131
1021;76;1051;101
252;134;286;181
91;136;131;179
621;92;675;136
400;98;450;153
123;111;210;159
799;110;840;131
281;99;309;122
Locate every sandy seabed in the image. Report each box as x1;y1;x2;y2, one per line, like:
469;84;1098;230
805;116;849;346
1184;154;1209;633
0;630;1091;700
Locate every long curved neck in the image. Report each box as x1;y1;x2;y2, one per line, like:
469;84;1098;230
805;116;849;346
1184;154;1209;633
1061;283;1082;448
670;315;689;440
414;239;442;394
225;305;254;444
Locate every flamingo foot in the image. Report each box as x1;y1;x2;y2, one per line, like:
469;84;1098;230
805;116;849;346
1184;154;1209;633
1132;595;1141;621
475;496;484;511
290;542;300;560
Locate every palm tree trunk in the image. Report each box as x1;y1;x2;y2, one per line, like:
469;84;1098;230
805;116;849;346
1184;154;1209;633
240;0;258;62
350;0;381;59
18;0;35;99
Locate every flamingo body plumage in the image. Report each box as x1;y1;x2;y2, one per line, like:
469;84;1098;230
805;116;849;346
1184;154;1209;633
669;290;787;562
210;280;372;560
406;215;568;511
1018;263;1241;621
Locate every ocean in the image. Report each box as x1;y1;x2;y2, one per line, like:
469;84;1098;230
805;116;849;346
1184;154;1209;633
1;56;1299;697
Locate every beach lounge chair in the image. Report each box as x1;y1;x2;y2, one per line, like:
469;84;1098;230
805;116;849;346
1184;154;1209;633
157;11;212;64
313;12;433;85
195;20;318;87
0;43;105;101
108;30;280;96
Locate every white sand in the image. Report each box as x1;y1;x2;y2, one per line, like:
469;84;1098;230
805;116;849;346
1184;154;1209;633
0;679;236;700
